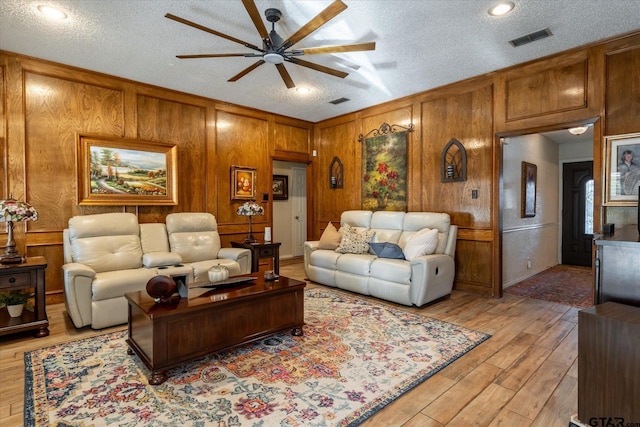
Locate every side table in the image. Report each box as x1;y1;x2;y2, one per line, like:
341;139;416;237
231;241;281;274
0;256;49;338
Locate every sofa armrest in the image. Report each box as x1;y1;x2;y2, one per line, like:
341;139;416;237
409;254;455;306
62;262;97;328
218;247;252;275
304;241;320;275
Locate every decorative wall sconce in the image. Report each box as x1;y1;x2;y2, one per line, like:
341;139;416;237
329;156;343;189
441;138;467;183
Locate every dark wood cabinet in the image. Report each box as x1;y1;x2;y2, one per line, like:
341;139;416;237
0;256;49;338
578;302;640;423
593;226;640;306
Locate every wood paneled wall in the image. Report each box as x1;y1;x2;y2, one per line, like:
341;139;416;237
311;30;640;297
2;30;640;301
0;51;312;300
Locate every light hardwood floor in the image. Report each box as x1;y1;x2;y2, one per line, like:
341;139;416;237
0;261;579;426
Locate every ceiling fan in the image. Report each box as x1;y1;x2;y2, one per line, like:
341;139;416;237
165;0;375;89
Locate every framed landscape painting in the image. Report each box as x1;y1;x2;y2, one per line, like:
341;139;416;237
76;135;178;206
521;161;537;217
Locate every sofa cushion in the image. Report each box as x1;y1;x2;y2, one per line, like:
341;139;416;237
370;258;412;285
403;228;439;259
336;224;376;254
318;222;342;249
310;249;342;270
91;268;158;301
369;242;406;260
166;213;221;262
336;253;375;275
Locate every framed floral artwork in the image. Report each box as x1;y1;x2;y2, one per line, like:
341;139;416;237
231;166;256;201
76;134;178;206
360;124;409;211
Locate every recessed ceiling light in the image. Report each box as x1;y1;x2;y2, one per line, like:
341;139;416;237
488;2;515;16
37;5;68;20
296;87;311;94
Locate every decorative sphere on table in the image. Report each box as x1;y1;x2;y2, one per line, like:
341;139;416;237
146;275;177;302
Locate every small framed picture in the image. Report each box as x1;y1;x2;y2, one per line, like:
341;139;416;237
272;175;288;200
521;161;537;218
604;133;640;206
231;166;256;201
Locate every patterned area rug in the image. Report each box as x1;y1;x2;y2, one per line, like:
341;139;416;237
24;288;490;426
505;264;593;307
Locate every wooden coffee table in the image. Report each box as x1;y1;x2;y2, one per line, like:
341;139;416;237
125;275;305;385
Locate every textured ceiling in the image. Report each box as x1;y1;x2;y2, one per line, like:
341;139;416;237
1;0;639;122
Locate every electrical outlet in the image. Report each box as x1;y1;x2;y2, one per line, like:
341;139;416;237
472;189;478;199
527;258;532;269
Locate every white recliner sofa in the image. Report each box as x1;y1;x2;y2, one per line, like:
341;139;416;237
304;210;457;307
62;212;251;329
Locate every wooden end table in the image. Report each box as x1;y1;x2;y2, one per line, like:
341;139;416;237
125;274;305;385
231;241;281;274
0;256;49;338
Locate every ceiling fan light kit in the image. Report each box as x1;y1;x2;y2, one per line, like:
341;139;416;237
166;0;375;89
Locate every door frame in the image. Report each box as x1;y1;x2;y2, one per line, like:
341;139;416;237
496;117;601;297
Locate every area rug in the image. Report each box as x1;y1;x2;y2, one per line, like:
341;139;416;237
505;264;593;307
24;288;490;426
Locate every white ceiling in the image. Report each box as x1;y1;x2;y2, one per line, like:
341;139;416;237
1;0;639;123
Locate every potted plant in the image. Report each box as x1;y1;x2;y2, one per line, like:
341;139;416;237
0;291;33;317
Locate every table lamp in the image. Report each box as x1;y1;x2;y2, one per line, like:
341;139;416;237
0;194;38;264
236;201;264;243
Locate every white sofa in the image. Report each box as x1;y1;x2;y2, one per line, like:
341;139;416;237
304;210;457;307
62;212;251;329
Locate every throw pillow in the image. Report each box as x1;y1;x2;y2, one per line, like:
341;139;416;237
335;224;376;254
318;222;343;250
369;242;406;260
403;228;439;260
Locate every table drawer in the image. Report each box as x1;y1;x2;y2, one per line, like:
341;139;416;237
0;272;31;288
258;247;275;258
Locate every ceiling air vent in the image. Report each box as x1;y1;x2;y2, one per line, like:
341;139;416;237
509;28;553;47
329;97;350;105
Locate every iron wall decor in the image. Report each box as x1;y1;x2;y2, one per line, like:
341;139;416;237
359;123;413;211
76;134;178;206
231;166;257;201
441;138;467;183
521;161;537;218
272;175;288;200
329;156;343;189
604;132;640;206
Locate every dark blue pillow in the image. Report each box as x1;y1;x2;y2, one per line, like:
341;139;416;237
369;242;406;260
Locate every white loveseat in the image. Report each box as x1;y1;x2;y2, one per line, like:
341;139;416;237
62;212;251;329
304;210;457;307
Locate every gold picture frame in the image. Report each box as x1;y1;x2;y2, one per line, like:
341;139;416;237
521;161;537;218
604;132;640;206
272;175;288;200
77;134;178;206
231;166;256;200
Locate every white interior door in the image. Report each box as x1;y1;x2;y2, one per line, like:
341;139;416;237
292;166;307;257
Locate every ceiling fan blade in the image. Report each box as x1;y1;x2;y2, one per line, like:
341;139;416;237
281;0;348;50
241;0;270;43
275;64;295;89
302;42;376;55
228;60;265;82
287;58;348;78
176;53;248;59
165;13;262;52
